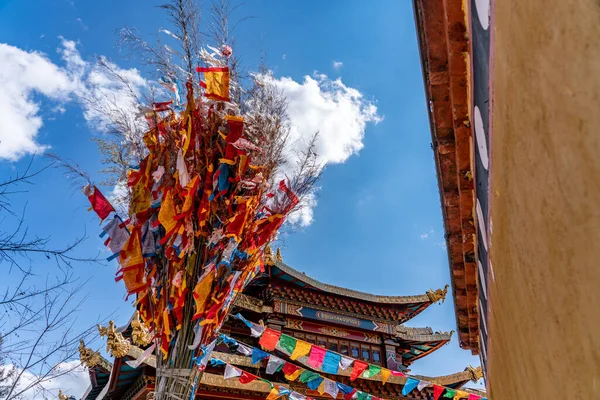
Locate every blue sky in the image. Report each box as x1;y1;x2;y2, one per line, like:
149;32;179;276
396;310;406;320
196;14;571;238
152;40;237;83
0;0;482;394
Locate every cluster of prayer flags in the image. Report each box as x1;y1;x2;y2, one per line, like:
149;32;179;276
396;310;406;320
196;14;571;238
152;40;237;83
232;315;487;400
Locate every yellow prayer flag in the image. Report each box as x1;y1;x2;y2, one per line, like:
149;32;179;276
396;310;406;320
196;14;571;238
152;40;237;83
317;380;325;395
284;369;303;382
265;387;280;400
454;391;469;400
381;368;391;385
158;190;178;233
290;340;312;360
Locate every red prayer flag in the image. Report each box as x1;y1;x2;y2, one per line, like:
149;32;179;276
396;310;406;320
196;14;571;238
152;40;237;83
350;360;369;381
259;328;281;351
433;385;444;400
282;362;300;376
87;186;115;220
344;389;357;400
307;346;326;369
238;371;258;384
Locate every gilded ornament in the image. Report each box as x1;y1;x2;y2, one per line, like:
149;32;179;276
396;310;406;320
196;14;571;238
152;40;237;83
57;390;70;400
427;284;449;303
465;365;484;382
275;247;283;262
78;340;100;368
131;311;153;347
98;320;131;358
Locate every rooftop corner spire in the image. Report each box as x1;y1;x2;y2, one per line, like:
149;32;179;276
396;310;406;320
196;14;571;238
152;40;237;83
427;284;449;304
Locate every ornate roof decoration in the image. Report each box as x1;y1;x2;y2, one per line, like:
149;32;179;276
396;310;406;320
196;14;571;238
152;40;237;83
395;327;454;342
58;389;70;400
98;321;131;358
131;311;152;347
272;262;439;305
427;284;449;303
234;293;273;313
465;365;484;382
79;340;101;369
275;247;283;262
264;245;274;264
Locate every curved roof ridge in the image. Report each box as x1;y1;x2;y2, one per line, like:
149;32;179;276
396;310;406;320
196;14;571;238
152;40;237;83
274;261;440;305
414;365;484;386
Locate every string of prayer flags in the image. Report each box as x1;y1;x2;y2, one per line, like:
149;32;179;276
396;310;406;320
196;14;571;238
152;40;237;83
307;346;326;369
350;360;369;381
321;351;341;374
402;377;420;396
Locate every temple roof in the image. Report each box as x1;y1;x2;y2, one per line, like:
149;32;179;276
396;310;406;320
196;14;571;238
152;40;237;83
269;260;447;306
412;0;480;352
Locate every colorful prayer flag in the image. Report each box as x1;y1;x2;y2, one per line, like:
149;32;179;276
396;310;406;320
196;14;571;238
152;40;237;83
266;356;285;374
259;328;281;351
362;364;382;379
279;334;297;354
339;356;354;370
291;340;312;360
321;351;341;374
380;368;391;385
444;389;457;398
86;185;115;220
350;360;369;381
238;371;258;384
307;346;326;369
196;66;230;101
402;377;420;396
224;364;242;380
251;347;269;364
434;385;445;400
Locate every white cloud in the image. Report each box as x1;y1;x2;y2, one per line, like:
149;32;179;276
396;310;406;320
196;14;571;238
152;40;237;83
282;54;286;60
4;360;90;400
263;72;382;226
0;43;76;161
0;39;147;162
332;60;343;70
420;232;430;239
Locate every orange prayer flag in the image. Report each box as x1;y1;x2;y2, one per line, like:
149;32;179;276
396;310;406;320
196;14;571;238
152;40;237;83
381;368;391;385
259;328;281;351
196;67;230;101
192;271;215;320
265;387;280;400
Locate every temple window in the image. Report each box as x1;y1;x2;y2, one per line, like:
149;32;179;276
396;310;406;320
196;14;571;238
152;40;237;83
340;343;349;356
351;345;360;358
372;350;381;363
362;348;371;361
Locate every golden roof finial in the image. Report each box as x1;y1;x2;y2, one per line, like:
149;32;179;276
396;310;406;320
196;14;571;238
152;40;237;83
98;320;131;358
131;311;153;347
427;284;449;303
264;245;274;264
58;389;69;400
465;365;484;382
275;247;283;262
78;340;100;368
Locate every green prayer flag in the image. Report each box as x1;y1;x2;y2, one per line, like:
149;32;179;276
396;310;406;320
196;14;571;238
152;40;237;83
362;364;382;378
357;392;369;400
443;389;457;398
298;370;320;383
279;334;297;355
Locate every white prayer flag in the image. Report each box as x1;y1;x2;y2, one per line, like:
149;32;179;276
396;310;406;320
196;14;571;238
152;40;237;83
236;343;253;356
289;392;307;400
417;380;431;391
266;356;285;374
224;364;242;380
339;356;354;370
250;323;265;337
324;380;339;399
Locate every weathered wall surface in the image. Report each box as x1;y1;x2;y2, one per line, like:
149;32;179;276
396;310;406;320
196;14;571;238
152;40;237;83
488;1;600;398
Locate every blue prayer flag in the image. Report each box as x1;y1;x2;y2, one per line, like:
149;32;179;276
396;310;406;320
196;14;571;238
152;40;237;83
401;377;420;396
321;351;341;374
251;348;269;364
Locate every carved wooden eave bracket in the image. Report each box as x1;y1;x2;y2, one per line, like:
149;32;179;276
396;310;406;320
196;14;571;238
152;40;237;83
234;293;273;313
78;340;101;369
427;284;449;304
98;320;131;358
